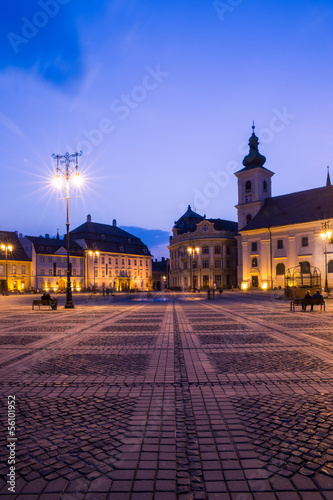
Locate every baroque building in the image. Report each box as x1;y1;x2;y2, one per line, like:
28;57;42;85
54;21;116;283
236;125;333;290
168;206;238;290
0;231;31;293
70;215;152;291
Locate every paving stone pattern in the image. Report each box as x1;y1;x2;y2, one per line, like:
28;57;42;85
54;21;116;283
1;293;333;499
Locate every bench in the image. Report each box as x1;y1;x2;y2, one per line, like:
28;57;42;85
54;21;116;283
32;299;58;310
290;297;325;312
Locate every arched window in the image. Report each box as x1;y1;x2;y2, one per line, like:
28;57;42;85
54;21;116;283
263;180;267;192
252;257;258;267
246;214;252;224
276;263;285;275
300;261;310;274
245;181;252;192
328;260;333;273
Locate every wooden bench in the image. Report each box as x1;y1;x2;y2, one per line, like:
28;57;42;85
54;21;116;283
290;297;325;312
32;299;58;310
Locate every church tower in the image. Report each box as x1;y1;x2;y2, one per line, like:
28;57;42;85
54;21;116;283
235;124;274;230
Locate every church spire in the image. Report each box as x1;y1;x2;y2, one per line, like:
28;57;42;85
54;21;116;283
326;166;331;187
242;123;266;169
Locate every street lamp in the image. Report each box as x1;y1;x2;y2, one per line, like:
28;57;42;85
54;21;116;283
88;250;99;293
320;221;331;292
52;151;83;308
187;246;200;291
0;244;13;296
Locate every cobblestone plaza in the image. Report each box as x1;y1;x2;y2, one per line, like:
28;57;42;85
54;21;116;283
1;292;333;499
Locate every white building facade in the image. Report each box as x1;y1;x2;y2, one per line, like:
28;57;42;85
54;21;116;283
236;126;333;290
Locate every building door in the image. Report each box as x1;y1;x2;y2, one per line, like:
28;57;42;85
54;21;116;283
203;275;209;289
251;276;259;287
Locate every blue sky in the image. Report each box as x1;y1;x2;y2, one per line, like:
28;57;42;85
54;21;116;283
1;0;333;258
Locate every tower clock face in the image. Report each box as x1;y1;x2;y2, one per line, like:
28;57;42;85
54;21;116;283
245;194;252;203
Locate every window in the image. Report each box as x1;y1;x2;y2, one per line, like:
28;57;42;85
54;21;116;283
246;214;252;224
202;260;209;268
214;246;221;254
0;265;3;274
245;180;251;192
101;257;105;264
115;258;118;265
203;225;208;232
276;263;285;275
226;260;231;269
57;257;61;263
251;242;257;252
40;256;45;263
134;259;137;266
140;260;143;266
328;260;333;273
128;259;131;265
263;180;267;192
48;257;52;263
119;246;124;252
109;270;112;277
41;269;45;275
215;260;221;268
102;270;105;277
146;260;148;267
12;265;16;274
122;258;125;266
251;257;258;267
226;245;231;255
302;237;308;247
277;239;283;249
58;270;61;276
202;246;209;254
146;272;148;278
49;269;52;276
21;265;26;274
94;269;97;277
300;261;310;274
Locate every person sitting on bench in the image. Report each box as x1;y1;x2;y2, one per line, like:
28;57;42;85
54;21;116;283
41;292;57;310
302;290;311;311
310;290;323;311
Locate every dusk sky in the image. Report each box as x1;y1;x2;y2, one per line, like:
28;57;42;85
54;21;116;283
1;0;333;258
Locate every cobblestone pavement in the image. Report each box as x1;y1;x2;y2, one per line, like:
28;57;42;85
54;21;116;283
1;292;333;499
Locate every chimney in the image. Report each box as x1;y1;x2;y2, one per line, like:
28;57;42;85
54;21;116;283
87;214;91;222
45;234;49;239
19;233;23;239
112;219;117;226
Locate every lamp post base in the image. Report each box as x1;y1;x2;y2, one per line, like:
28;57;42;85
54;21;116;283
65;302;75;309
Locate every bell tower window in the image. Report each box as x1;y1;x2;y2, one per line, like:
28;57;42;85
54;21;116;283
246;214;252;224
245;181;252;192
263;180;267;192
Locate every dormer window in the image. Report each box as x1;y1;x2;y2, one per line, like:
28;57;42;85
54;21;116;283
203;224;208;232
245;181;252;192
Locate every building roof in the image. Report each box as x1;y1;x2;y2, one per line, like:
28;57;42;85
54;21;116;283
174;206;237;235
0;231;31;262
25;235;84;256
241;185;333;231
70;218;151;256
152;258;168;273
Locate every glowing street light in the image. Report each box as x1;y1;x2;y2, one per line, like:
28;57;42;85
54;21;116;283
52;151;83;308
187;246;200;291
88;250;99;293
0;243;13;296
321;221;331;292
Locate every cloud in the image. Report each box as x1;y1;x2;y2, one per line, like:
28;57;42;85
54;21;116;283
1;0;109;87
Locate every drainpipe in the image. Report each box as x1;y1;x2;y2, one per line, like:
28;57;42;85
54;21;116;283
268;227;273;289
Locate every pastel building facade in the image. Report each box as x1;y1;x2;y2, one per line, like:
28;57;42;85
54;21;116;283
168;206;238;290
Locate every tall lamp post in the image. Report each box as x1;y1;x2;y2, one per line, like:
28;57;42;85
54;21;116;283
52;151;83;308
1;244;13;296
321;221;331;293
88;250;99;293
187;246;199;291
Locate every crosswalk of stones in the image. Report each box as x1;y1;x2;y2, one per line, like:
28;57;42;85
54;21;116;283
0;294;333;499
